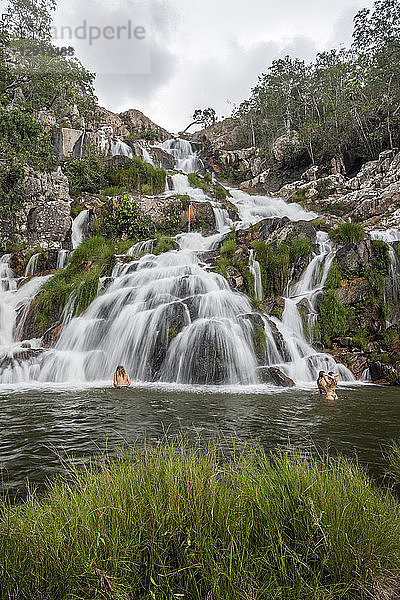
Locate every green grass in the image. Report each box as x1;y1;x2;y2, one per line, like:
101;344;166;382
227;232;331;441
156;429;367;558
325;261;343;289
319;290;349;346
1;442;399;600
253;238;313;298
331;222;366;245
31;237;116;336
153;235;176;255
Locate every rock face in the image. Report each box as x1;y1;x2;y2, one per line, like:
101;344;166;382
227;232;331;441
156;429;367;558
53;128;85;159
3;168;72;249
95;106;171;141
275;149;400;230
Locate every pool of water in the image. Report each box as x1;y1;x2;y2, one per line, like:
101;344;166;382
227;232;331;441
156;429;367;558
1;383;399;495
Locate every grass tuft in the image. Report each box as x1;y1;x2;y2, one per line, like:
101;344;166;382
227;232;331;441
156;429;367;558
0;443;399;600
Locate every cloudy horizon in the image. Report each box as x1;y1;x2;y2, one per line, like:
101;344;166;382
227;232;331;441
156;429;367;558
53;0;374;133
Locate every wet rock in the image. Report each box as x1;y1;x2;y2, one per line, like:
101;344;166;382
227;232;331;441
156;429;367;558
257;366;295;387
268;220;317;245
150;301;189;379
336;278;371;305
0;348;44;374
335;240;376;276
42;323;63;348
236;217;290;245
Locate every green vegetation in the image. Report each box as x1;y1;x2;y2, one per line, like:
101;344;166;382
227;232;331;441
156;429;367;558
0;109;58;227
63;150;106;197
153;235;176;255
352;327;370;351
253;238;314;298
31;237;116;336
188;172;229;200
388;441;400;483
99;194;154;241
105;158;166;196
233;0;400;169
319;290;349;346
1;442;399;600
253;325;267;355
331;222;366;245
325;260;343;289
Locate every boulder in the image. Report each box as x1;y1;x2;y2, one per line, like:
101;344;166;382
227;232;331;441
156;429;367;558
336;278;371;305
272;131;302;163
53;127;85;159
257;366;295;387
335;240;376;275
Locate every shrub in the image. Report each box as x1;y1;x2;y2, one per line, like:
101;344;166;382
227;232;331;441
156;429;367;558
0;443;399;600
253;238;313;298
63;149;106;197
100;194;155;241
105;157;166;196
319;290;348;346
332;222;365;244
214;185;228;200
352;327;370;351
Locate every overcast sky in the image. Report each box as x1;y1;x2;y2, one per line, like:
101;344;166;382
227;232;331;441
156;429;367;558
53;0;374;133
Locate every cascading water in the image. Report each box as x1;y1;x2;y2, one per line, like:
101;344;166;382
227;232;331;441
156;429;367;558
71;210;90;250
111;139;133;159
159;139;201;174
369;229;400;310
0;139;355;387
24;253;40;277
57;250;70;270
249;250;263;301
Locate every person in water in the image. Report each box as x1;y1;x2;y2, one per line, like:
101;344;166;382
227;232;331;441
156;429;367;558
317;371;339;399
114;365;131;388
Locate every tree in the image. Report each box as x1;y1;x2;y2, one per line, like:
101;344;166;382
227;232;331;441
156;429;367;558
1;0;56;42
183;108;217;133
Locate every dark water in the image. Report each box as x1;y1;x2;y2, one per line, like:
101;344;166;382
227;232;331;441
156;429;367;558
1;383;399;496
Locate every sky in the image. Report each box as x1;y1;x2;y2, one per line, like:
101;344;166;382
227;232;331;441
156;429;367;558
53;0;374;133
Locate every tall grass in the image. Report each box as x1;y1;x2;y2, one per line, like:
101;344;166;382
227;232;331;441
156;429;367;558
1;443;399;600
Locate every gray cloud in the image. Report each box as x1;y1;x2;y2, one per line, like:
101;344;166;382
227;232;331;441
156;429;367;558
54;0;377;132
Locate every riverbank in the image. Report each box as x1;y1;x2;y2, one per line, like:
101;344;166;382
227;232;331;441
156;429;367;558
1;442;399;600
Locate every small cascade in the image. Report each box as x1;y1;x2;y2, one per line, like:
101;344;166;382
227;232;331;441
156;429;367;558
290;232;334;300
249;250;263;301
57;250;69;270
112;139;133;159
71;210;90;249
369;229;400;306
159;139;201;173
139;143;154;166
24;253;40;277
126;239;156;258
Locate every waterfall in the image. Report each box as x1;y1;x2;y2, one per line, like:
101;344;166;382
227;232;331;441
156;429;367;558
71;210;90;249
24;253;40;277
112;139;133;159
249;250;263;301
0;139;355;387
57;250;69;270
159;139;201;173
126;239;156;258
139;143;154;166
369;229;400;307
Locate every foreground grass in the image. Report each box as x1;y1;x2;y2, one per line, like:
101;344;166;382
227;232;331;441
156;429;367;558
1;444;399;600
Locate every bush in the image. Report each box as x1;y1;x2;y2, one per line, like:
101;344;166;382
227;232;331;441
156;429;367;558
332;222;365;244
153;235;175;255
214;185;228;200
100;194;155;241
105;158;166;195
319;290;348;346
63;149;106;197
1;443;399;600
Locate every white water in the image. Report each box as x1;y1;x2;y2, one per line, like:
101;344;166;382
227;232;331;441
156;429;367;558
369;229;400;308
0;140;355;387
71;210;89;249
57;250;69;270
111;139;133;159
249;250;263;301
24;253;40;277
